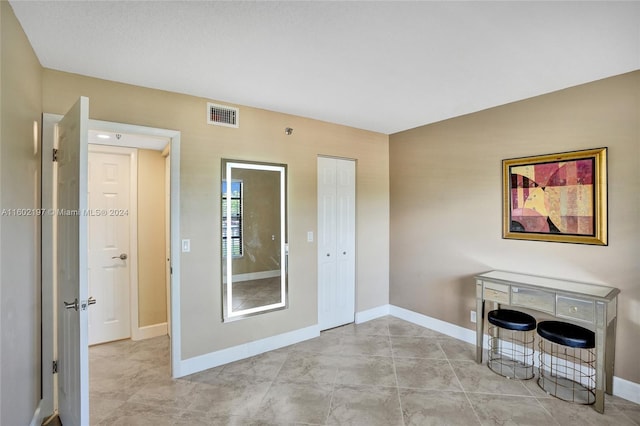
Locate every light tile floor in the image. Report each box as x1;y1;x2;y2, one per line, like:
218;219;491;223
89;316;640;425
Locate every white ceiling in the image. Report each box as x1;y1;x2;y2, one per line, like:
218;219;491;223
10;1;640;134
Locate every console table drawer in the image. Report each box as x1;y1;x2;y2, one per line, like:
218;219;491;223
511;286;555;314
557;296;595;323
483;282;510;304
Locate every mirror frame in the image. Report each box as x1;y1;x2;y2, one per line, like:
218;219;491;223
221;159;288;321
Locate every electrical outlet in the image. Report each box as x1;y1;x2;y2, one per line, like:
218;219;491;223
470;310;477;323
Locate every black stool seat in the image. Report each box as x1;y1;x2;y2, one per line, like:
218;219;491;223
537;321;595;349
488;309;536;331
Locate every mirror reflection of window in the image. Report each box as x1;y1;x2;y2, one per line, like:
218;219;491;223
221;180;242;257
221;160;287;321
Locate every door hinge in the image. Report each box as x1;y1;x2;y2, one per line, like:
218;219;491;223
52;148;58;162
52;360;58;374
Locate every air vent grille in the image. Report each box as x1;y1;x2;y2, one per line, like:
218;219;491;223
207;102;239;128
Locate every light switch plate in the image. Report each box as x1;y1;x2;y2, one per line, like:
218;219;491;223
307;231;314;242
182;239;190;252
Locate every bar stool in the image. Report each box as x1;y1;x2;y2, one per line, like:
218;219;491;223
487;309;536;379
537;320;596;405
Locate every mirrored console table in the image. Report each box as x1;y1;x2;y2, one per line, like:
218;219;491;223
475;270;619;413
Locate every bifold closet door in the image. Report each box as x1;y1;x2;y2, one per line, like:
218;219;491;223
317;157;355;330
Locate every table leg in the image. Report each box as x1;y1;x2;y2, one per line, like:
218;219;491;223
605;316;617;395
476;297;484;363
594;301;606;413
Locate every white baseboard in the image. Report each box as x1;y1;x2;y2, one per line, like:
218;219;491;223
613;375;640;404
355;304;390;323
131;322;168;341
389;305;479;345
175;324;319;378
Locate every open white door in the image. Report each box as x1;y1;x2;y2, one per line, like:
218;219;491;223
57;97;90;426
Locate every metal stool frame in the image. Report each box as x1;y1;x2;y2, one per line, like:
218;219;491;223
488;323;536;380
538;336;596;405
487;309;536;380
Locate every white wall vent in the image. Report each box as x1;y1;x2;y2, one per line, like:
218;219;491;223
207;102;239;128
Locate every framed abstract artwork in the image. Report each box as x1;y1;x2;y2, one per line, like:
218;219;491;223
502;148;607;245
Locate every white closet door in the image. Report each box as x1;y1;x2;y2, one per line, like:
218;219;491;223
318;157;355;330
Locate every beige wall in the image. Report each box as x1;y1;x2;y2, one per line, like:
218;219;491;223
0;2;43;424
229;166;282;275
42;69;390;359
137;149;167;327
389;71;640;383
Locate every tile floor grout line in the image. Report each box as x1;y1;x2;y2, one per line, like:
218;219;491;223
444;343;483;426
388;320;407;426
322;327;344;426
616;405;640;425
250;352;290;421
531;391;563;426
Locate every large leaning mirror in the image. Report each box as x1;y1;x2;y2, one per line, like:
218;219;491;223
221;159;287;321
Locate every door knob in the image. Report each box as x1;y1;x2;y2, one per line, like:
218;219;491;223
64;298;79;311
112;253;128;260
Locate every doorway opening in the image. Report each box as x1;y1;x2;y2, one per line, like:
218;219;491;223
87;131;170;346
41;113;182;422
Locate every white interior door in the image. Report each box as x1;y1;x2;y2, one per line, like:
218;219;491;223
88;148;132;345
57;96;90;426
317;157;356;330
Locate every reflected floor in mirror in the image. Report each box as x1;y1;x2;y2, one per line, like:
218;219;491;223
232;277;282;311
89;316;640;425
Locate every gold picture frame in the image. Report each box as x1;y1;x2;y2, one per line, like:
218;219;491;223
502;147;607;245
